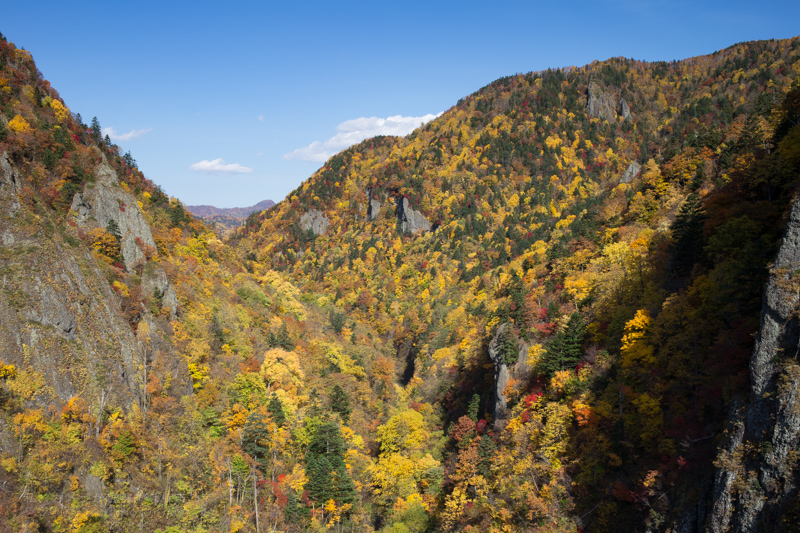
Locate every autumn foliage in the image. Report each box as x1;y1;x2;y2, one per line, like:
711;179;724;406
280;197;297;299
1;30;800;533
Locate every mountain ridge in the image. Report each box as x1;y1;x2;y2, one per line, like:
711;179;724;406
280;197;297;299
186;199;275;237
186;198;275;219
0;32;799;532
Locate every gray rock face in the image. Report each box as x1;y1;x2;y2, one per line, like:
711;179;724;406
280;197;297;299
619;161;642;184
84;473;105;502
620;98;632;121
0;156;148;406
488;323;512;429
701;197;800;532
367;188;382;220
0;152;21;214
587;81;618;122
396;197;431;233
37;285;77;340
369;199;382;220
300;208;330;235
71;160;157;268
142;265;178;320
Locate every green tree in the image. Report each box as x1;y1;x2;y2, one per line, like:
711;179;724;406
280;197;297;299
671;193;706;277
105;218;121;240
540;312;585;377
329;309;346;335
242;410;271;468
267;393;286;426
467;394;480;422
267;323;295;351
305;421;357;506
329;384;351;424
90;116;103;144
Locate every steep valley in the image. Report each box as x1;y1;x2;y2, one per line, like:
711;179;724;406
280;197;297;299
1;33;800;532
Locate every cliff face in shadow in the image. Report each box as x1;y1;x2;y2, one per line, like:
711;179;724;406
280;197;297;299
672;197;800;533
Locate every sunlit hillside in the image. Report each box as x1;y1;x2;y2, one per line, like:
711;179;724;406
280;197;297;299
1;31;800;532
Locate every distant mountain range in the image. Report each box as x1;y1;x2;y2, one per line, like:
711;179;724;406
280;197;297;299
186;199;275;219
186;199;275;236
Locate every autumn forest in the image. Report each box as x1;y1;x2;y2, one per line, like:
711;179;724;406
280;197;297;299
1;32;800;532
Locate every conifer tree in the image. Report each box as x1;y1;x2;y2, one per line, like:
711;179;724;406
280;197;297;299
267;323;294;351
329;384;351;424
467;394;480;421
106;219;121;240
242;411;270;468
90;116;103;144
540;312;585;377
671;193;706;277
267;393;286;426
305;421;357;506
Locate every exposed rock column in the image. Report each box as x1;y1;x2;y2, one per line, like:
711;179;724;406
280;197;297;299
488;323;512;429
704;197;800;532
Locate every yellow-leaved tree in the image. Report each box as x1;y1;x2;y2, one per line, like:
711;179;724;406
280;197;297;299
261;347;304;392
370;408;440;508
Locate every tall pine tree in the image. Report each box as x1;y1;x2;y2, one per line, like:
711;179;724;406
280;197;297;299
304;421;357;506
329;384;351;424
540;312;585;377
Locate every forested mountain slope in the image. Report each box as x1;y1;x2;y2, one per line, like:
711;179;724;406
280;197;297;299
236;37;800;531
1;30;800;532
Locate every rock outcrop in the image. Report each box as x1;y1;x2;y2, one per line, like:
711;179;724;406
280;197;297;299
686;197;800;532
142;264;179;320
488;324;512;428
300;208;330;235
619;161;642;184
71;159;157;268
0;154;148;405
620;98;632;120
395;197;431;233
367;188;382;220
487;323;531;429
587;80;618;122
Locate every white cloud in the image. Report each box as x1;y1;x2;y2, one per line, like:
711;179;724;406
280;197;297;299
189;158;254;174
283;113;442;162
258;115;265;122
102;127;152;142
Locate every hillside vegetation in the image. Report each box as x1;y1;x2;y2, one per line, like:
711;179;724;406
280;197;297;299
1;31;800;532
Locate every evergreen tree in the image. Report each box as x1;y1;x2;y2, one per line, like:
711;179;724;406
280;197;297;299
329;384;351;424
123;151;137;169
169;201;189;227
90;116;103;144
284;489;309;525
267;323;294;351
467;394;480;421
106;218;121;240
304;421;357;506
242;411;271;468
671;193;706;277
305;453;333;504
267;393;286;426
477;435;496;477
329;309;345;335
498;328;519;365
540;312;585;377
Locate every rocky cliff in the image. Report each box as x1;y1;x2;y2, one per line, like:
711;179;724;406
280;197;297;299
395;196;431;233
587;80;619;122
300;208;330;235
674;197;800;532
0;152;147;409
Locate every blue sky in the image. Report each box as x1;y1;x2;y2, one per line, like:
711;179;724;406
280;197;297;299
3;1;798;207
